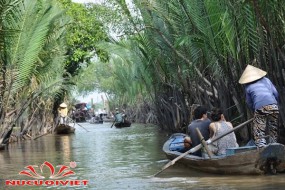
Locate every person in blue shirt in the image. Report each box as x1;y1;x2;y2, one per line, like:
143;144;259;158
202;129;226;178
114;108;123;123
239;64;279;148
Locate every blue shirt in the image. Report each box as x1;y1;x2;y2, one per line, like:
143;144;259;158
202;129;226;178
245;77;279;111
115;113;123;122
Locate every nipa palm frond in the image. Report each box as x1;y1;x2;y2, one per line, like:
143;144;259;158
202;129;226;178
11;0;61;93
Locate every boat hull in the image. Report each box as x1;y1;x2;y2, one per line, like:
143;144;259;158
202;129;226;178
163;133;285;175
0;144;6;151
55;124;75;135
114;121;131;128
89;119;103;124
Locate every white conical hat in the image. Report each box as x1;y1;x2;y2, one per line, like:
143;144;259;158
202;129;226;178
238;65;267;84
60;102;67;108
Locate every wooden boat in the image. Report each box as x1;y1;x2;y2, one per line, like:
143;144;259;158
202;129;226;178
103;118;114;122
89;118;103;124
54;124;75;135
114;120;131;128
0;128;12;150
0;144;7;151
163;133;285;175
91;120;103;124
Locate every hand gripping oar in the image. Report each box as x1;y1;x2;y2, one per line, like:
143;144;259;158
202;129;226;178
153;118;253;177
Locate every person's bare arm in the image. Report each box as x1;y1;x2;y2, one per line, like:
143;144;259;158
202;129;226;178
209;123;216;138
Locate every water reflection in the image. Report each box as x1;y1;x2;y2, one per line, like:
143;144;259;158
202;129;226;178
55;135;74;164
0;123;284;190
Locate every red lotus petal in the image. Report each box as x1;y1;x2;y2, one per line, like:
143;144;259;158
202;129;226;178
19;171;34;177
40;161;55;176
19;171;44;179
57;165;69;174
52;170;75;179
61;170;75;177
54;165;69;177
25;165;41;177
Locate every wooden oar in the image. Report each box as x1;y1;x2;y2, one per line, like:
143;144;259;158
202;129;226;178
153;118;253;177
196;128;214;158
110;120;116;128
68;116;90;132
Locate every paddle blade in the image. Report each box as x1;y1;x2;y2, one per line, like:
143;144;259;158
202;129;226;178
161;160;175;170
110;121;115;128
153;169;164;177
153;160;176;177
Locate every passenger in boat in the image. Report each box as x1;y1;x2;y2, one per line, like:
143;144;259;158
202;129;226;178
187;106;211;157
239;64;279;148
58;102;68;125
209;107;239;155
99;113;104;122
184;136;192;149
122;109;127;122
111;108;117;117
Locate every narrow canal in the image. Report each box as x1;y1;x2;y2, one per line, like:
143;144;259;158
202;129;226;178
0;122;285;189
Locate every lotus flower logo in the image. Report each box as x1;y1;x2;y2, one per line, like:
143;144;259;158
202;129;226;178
19;161;76;179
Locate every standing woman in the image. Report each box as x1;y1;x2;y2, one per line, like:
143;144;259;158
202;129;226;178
58;102;68;125
239;64;279;148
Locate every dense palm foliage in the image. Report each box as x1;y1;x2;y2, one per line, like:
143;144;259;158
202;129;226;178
1;0;285;145
0;0;69;141
89;0;285;143
0;0;102;143
0;0;108;143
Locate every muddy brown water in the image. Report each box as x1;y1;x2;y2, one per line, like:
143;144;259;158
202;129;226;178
0;122;284;189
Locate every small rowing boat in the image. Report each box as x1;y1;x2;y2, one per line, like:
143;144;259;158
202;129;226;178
54;124;75;135
114;120;131;128
163;133;285;175
89;118;103;124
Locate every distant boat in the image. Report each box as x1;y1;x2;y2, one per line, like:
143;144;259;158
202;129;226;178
114;120;131;128
0;128;12;150
0;143;7;151
163;133;285;175
72;103;91;122
54;124;75;135
89;118;103;124
103;117;113;122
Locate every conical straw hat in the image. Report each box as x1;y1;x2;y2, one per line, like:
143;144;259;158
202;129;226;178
60;102;67;108
238;65;267;84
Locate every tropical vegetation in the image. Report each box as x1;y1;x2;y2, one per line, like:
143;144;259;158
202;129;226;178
0;0;107;144
1;0;285;146
87;0;285;144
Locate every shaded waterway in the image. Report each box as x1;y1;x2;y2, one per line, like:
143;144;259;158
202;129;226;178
0;122;285;189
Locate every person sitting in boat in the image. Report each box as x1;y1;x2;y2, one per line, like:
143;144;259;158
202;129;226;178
209;107;239;155
112;108;119;117
187;106;211;157
184;136;192;150
95;114;100;121
121;109;127;122
99;113;104;122
58;102;68;125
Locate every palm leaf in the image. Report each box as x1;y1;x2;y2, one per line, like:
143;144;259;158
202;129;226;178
11;0;60;92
